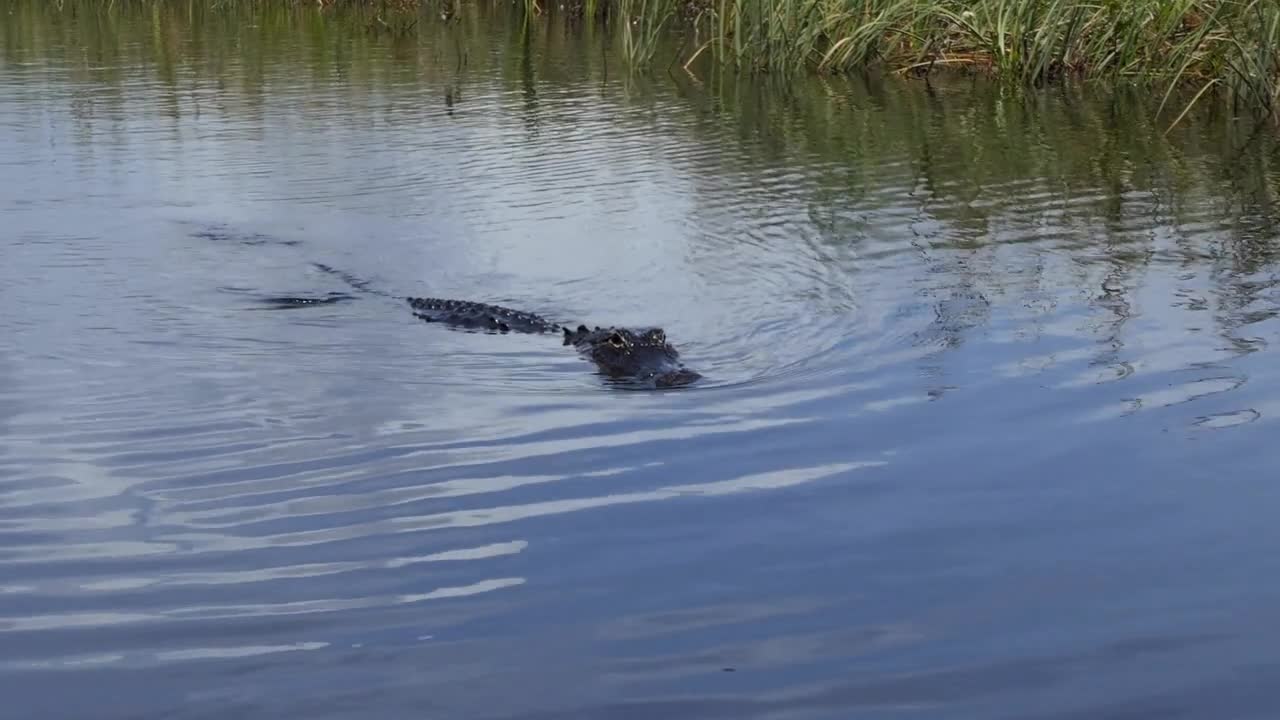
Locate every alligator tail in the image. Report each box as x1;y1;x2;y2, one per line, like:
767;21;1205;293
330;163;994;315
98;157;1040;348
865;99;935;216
311;262;399;300
255;263;398;308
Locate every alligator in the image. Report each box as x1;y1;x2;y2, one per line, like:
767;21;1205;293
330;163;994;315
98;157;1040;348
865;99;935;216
262;263;702;389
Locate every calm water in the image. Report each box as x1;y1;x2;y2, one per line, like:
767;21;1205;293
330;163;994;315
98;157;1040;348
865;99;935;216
5;3;1280;718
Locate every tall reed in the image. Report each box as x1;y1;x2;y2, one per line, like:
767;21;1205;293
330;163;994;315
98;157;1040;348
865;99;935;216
679;0;1280;122
617;0;679;66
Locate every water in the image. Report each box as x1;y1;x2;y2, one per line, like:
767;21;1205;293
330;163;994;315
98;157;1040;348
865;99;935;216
4;2;1280;718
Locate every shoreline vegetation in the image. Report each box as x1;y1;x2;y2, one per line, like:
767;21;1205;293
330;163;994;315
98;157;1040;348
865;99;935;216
27;1;1280;124
597;0;1280;128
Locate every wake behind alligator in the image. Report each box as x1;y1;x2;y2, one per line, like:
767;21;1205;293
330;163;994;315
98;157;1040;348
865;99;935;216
264;263;701;389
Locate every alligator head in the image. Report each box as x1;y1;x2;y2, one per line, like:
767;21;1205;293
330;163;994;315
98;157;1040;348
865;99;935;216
563;325;701;388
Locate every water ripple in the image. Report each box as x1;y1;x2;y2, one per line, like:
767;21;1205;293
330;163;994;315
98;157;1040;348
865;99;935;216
5;6;1280;719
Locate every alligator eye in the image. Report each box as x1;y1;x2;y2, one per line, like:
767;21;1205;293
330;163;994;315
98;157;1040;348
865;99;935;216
608;333;626;348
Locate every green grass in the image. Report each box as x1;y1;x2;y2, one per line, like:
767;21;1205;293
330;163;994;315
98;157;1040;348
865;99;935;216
20;0;1280;121
618;0;1280;123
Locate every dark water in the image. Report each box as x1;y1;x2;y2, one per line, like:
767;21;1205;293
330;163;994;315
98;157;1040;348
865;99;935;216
5;3;1280;718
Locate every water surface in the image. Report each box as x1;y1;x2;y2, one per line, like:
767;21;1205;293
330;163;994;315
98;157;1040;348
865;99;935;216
4;3;1280;718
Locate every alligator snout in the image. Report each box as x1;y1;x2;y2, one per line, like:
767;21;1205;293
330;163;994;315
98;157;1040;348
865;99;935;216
654;367;702;388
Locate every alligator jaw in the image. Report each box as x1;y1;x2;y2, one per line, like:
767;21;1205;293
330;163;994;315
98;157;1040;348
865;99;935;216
606;366;702;390
608;352;702;389
653;367;702;388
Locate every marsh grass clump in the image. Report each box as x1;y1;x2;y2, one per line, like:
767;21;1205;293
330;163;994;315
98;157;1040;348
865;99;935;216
614;0;1280;122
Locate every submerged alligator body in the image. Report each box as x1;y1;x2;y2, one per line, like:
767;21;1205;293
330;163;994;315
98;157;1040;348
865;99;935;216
270;264;701;389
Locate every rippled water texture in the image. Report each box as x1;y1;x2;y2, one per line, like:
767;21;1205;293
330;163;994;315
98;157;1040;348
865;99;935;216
6;3;1280;719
